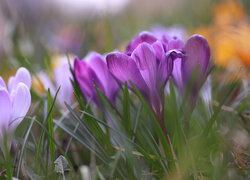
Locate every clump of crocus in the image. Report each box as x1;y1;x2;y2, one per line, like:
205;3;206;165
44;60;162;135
33;55;73;109
0;67;31;150
107;32;184;129
74;51;120;106
107;31;210;128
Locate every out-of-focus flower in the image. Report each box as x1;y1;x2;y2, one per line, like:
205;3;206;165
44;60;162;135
195;0;250;79
151;24;188;43
33;55;73;108
48;0;131;18
0;67;31;149
46;25;84;54
74;52;119;106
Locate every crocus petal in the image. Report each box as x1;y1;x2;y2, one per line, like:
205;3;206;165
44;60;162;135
168;38;185;51
165;50;184;73
152;40;165;65
106;52;149;97
54;63;73;106
84;52;110;91
74;57;104;105
131;43;157;90
158;50;183;92
8;67;31;93
172;57;183;91
182;34;210;86
9;83;31;131
131;43;165;113
85;52;120;105
7;76;14;91
0;77;6;89
126;31;157;55
0;88;11;133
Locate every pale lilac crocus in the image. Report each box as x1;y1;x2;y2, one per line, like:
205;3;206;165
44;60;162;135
74;51;119;106
37;55;73;109
0;67;31;150
107;32;183;127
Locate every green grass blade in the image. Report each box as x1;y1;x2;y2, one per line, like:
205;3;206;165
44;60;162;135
35;87;60;169
16;117;35;178
122;82;131;137
4;135;12;180
33;119;75;174
47;89;56;170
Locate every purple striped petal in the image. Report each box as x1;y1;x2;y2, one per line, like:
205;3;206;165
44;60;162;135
0;88;11;133
106;52;149;98
152;40;165;65
131;43;165;113
9;83;31;131
126;31;157;55
131;43;157;90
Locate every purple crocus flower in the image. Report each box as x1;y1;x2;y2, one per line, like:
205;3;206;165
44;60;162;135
0;67;31;149
171;34;210;105
152;26;211;110
74;51;120;106
107;32;183;124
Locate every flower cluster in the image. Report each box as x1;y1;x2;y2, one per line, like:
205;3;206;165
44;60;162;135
0;67;31;149
74;29;210;128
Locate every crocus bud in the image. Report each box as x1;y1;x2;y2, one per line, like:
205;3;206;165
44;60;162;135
179;34;211;106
